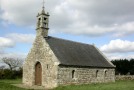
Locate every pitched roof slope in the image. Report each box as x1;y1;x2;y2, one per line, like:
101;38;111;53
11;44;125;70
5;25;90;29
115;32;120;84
46;36;115;68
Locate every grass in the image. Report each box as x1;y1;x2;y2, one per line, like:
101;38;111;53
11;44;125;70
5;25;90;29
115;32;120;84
0;79;27;90
55;80;134;90
0;79;134;90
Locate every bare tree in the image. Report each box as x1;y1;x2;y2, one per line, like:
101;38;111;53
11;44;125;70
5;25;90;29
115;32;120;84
0;66;5;70
2;57;23;71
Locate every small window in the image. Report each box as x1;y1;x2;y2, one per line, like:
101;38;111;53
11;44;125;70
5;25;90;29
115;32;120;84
72;70;75;78
39;18;41;20
47;64;49;69
104;70;107;77
96;70;99;77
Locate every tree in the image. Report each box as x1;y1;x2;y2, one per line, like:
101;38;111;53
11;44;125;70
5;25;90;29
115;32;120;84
2;57;23;71
129;59;134;75
111;59;134;75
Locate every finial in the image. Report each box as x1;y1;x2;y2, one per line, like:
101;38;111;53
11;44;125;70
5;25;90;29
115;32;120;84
42;0;45;9
41;0;45;14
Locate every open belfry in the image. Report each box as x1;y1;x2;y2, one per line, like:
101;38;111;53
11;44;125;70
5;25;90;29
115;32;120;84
23;0;115;89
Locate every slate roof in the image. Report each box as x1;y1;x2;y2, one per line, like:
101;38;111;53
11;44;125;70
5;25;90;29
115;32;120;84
45;36;115;68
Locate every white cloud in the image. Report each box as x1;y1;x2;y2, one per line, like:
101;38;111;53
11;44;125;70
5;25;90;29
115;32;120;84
1;0;134;61
0;37;15;57
0;33;33;62
0;37;15;49
1;0;134;37
113;22;134;37
105;53;134;60
0;33;35;54
0;52;26;60
6;33;35;43
1;0;41;26
100;39;134;53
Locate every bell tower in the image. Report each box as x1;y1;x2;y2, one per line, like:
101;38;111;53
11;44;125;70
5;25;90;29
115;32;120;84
36;0;49;38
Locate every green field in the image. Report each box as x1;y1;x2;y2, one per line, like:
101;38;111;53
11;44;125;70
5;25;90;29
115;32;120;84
0;79;26;90
0;79;134;90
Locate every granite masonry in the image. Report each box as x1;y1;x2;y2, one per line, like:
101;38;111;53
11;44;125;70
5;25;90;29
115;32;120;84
23;3;115;89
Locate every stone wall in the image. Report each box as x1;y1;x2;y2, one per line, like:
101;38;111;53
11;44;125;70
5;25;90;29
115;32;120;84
116;75;134;80
57;66;115;85
23;33;59;89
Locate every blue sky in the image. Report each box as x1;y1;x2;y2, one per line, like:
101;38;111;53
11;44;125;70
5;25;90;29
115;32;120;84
0;0;134;62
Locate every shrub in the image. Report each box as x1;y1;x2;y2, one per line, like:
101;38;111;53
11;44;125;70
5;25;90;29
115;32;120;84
0;68;22;79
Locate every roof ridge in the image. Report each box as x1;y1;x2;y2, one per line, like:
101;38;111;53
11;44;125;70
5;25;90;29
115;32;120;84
47;36;93;46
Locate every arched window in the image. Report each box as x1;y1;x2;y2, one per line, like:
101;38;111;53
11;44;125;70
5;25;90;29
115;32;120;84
104;70;107;77
96;70;99;77
72;70;75;78
47;64;49;69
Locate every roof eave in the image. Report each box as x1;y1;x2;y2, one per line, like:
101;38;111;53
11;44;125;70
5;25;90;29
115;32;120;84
58;64;115;69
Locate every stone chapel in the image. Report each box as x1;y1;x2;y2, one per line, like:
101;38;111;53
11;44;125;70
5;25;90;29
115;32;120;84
23;2;115;89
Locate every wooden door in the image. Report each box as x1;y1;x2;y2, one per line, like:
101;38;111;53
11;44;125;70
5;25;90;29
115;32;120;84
35;62;42;85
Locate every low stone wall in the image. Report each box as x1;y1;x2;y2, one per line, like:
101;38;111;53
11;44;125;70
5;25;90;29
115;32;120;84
116;75;134;80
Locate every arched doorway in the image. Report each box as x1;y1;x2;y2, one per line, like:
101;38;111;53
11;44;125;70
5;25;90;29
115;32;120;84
35;62;42;85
